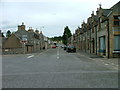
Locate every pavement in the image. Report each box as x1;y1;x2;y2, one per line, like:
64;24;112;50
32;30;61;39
2;47;118;88
77;50;118;69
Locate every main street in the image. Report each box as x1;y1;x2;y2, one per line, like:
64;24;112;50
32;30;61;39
2;47;118;88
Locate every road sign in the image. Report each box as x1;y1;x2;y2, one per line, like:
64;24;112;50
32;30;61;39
20;35;28;44
22;35;27;41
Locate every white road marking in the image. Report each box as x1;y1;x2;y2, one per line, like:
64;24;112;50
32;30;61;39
57;56;59;59
57;47;59;59
105;63;109;65
27;55;34;59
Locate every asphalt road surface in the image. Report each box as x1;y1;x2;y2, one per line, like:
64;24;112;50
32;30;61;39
2;47;118;88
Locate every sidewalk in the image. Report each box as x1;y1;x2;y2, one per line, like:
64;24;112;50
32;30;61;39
77;50;118;68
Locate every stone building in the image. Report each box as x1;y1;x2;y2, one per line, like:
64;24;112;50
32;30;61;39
74;27;81;50
2;22;47;54
96;2;120;58
0;30;6;54
72;1;120;58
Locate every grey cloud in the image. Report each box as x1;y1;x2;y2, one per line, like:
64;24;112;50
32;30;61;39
1;0;119;37
2;24;17;30
2;20;10;24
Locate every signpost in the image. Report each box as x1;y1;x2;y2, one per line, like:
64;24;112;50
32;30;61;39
20;35;27;54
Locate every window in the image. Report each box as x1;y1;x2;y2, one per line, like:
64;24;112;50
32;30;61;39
99;36;106;53
114;16;120;19
113;15;120;26
114;21;120;26
114;35;120;50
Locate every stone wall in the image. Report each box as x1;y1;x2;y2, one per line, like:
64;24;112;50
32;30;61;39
2;48;24;55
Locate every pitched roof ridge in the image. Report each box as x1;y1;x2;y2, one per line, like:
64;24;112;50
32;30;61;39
13;33;21;40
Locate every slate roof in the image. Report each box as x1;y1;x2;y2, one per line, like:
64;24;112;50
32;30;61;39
14;29;41;46
102;9;112;16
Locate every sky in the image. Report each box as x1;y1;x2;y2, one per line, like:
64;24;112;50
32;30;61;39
0;0;119;37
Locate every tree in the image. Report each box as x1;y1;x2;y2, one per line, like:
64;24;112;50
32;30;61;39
49;36;62;42
6;30;11;38
62;26;72;45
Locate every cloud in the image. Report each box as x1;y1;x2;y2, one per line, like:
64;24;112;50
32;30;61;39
1;0;85;3
1;0;119;37
1;20;10;24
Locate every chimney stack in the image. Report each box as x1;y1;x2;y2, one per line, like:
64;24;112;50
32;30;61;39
96;8;99;16
18;25;21;30
28;27;34;32
91;11;94;17
35;28;39;34
18;22;25;30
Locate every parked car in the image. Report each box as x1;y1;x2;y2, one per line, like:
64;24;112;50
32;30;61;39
61;45;64;48
52;45;56;48
64;45;67;50
66;45;76;52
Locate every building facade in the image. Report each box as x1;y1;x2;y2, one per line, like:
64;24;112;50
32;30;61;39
2;22;49;54
70;1;120;58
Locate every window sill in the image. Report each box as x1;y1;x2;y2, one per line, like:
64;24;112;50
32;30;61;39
112;50;120;53
98;50;106;53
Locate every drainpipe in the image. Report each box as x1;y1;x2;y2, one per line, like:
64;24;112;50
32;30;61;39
85;33;86;52
107;18;110;59
90;28;91;53
106;11;112;59
95;26;97;55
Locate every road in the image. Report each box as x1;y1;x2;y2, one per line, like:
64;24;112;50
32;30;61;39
2;47;118;88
